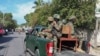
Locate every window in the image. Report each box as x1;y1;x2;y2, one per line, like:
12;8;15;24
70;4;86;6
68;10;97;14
31;28;39;36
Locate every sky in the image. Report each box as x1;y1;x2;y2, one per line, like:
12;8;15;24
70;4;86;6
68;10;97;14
0;0;37;25
0;0;99;25
0;0;50;25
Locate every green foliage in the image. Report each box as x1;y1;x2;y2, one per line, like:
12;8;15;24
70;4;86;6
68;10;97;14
0;11;3;19
24;0;96;30
0;12;17;29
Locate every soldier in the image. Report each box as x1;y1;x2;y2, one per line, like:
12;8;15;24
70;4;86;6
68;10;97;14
39;15;62;53
38;16;54;39
66;15;76;37
52;14;63;53
67;15;85;53
53;14;63;32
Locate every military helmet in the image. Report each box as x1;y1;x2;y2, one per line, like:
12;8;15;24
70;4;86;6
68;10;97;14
47;16;54;21
53;14;60;19
62;19;67;24
69;15;76;20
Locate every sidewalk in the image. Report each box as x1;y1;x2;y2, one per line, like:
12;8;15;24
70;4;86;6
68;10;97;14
89;47;100;56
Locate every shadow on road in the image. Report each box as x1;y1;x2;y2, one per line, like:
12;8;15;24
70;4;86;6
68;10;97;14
0;46;6;50
0;36;17;44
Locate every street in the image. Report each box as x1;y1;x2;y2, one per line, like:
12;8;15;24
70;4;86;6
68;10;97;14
0;32;25;56
0;32;99;56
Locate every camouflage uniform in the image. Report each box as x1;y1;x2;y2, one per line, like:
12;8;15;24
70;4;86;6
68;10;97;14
38;17;54;39
67;15;76;37
53;14;63;36
52;14;63;52
67;22;74;34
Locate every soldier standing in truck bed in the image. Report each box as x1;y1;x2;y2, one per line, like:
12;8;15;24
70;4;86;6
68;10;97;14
52;14;63;53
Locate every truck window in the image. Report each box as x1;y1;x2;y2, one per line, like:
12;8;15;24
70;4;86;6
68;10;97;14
31;28;39;36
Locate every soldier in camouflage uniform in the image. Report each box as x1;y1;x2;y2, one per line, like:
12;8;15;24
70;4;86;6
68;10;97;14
52;14;63;53
39;15;63;53
67;16;85;53
38;16;54;39
66;15;76;37
53;14;63;32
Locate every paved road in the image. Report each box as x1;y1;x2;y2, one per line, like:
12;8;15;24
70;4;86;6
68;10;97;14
0;32;25;56
0;32;98;56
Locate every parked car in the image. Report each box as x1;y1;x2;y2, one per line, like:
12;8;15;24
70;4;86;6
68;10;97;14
0;28;5;37
24;26;54;56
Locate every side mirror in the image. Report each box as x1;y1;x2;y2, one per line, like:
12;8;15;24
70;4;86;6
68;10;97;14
25;30;30;35
26;32;29;35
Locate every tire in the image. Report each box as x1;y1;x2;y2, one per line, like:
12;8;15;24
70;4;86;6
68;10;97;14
0;34;3;37
34;49;40;56
24;42;27;56
24;41;28;52
25;51;30;56
86;44;90;53
82;41;90;53
24;42;33;56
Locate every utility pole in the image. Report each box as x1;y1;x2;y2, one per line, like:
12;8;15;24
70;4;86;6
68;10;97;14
3;13;5;26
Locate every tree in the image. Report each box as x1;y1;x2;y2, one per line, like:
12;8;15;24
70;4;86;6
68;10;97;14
50;0;96;30
0;11;17;29
0;11;3;18
33;0;44;9
0;11;3;23
24;12;39;26
24;0;96;30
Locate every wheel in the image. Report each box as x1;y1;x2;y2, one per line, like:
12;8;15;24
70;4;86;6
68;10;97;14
0;34;3;37
34;49;40;56
82;41;90;53
25;51;31;56
86;43;90;53
24;42;27;52
24;42;27;56
24;42;33;56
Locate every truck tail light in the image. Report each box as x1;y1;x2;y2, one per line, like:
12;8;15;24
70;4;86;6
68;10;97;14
46;42;53;56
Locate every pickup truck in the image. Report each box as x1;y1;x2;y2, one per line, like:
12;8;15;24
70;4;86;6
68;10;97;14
24;25;91;56
24;26;54;56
